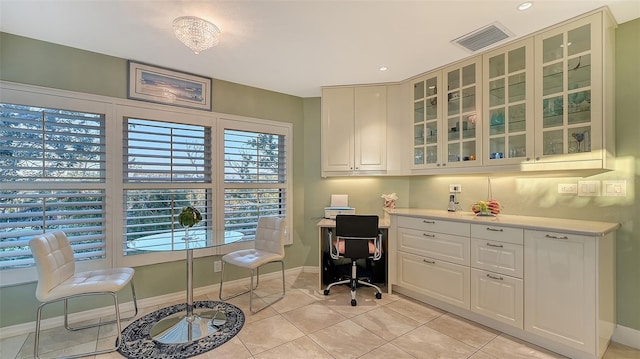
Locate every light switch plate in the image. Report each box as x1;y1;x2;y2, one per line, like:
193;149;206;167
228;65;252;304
578;180;600;196
602;180;627;197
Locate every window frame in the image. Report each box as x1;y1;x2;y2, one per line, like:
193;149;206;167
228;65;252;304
0;82;294;285
0;84;114;285
218;116;293;247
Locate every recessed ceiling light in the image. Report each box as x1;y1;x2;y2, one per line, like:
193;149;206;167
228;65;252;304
518;2;533;11
379;66;388;72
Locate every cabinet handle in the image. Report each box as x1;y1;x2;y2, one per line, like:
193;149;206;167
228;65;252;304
423;233;435;237
486;242;504;248
486;273;504;281
486;227;504;232
423;259;436;264
423;220;436;224
545;234;569;240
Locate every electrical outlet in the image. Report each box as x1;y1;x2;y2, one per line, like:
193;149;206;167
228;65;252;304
449;184;462;193
602;180;627;197
214;260;222;272
558;183;578;194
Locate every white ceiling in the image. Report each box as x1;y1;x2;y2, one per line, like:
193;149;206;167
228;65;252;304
1;1;639;98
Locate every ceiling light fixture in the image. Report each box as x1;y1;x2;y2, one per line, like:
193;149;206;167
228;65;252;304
379;66;388;71
518;2;533;11
172;16;221;54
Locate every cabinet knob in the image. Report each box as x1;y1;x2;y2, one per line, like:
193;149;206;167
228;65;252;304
437;163;441;167
526;157;531;161
535;157;540;161
442;163;447;166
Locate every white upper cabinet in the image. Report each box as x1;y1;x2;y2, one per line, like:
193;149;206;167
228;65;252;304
412;56;482;171
323;9;615;176
531;11;616;171
482;38;535;166
321;85;387;176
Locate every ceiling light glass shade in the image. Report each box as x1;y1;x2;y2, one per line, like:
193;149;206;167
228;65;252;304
172;16;220;54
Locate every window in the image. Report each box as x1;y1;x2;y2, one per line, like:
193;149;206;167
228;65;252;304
0;83;293;279
0;103;106;270
122;118;213;255
222;121;291;244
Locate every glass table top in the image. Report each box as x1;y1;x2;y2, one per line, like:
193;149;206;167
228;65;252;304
126;229;244;252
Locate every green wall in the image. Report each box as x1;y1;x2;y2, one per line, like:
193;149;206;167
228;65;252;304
1;18;639;332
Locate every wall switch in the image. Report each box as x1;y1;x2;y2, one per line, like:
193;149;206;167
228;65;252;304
578;180;600;196
449;184;462;193
558;183;578;194
602;180;627;197
214;260;222;272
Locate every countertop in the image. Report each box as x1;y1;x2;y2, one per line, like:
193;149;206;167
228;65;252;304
386;208;620;237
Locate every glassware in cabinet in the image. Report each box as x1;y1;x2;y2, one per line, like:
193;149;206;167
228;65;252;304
483;38;534;165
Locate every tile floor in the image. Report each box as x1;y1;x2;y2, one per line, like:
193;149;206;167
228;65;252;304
2;271;638;359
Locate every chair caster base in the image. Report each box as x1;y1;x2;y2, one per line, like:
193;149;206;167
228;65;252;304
351;299;357;306
376;292;382;299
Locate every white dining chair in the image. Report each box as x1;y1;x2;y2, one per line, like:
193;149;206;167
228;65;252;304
219;216;286;314
29;231;138;358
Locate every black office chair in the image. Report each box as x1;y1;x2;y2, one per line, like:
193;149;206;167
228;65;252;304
323;215;383;306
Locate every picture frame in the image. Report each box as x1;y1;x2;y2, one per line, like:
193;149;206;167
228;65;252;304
128;61;212;111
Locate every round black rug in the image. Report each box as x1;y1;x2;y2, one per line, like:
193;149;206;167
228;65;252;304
117;301;245;359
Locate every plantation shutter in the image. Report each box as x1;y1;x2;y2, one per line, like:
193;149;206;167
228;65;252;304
223;129;288;241
0;103;106;270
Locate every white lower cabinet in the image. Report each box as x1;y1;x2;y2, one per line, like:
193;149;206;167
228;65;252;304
524;229;615;358
471;268;523;328
470;224;524;329
390;213;617;359
397;252;470;309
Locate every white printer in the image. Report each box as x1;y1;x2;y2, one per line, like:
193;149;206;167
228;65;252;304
324;207;356;219
324;194;355;219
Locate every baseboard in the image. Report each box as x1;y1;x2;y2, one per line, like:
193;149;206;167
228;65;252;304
612;324;640;349
0;266;307;340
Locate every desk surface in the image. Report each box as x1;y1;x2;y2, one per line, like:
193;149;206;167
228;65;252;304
317;217;390;228
127;229;244;252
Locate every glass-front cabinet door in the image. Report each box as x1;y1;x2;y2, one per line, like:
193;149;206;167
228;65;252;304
442;57;482;167
534;13;603;162
483;38;534;165
412;72;442;168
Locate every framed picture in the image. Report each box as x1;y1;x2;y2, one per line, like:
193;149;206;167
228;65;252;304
128;61;212;111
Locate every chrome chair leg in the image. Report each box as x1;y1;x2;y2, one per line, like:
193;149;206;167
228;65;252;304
34;292;124;359
64;281;139;331
219;260;286;314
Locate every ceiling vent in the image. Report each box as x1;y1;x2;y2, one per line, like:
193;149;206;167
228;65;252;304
452;22;512;52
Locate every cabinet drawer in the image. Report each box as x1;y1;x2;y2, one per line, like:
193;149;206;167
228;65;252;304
471;224;523;245
398;227;469;265
398;216;470;237
397;252;470;310
471;268;523;329
471;238;523;278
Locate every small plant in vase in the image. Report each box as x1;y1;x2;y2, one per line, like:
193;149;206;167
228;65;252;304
178;206;202;240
